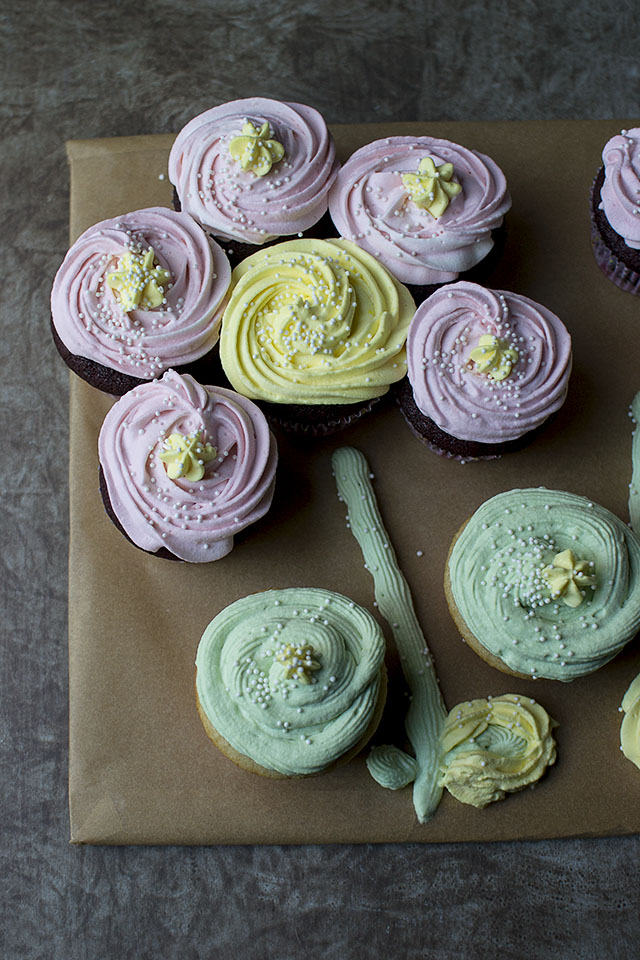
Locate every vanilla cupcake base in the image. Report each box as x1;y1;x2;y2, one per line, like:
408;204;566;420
195;667;387;779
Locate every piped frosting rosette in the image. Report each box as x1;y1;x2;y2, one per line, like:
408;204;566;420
600;128;640;249
407;282;572;443
328;136;511;285
219;238;415;404
439;695;557;808
169;98;339;244
51;207;231;379
195;588;386;776
98;370;277;561
448;488;640;681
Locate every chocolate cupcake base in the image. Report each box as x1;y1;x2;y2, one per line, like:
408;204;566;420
590;167;640;296
394;376;548;461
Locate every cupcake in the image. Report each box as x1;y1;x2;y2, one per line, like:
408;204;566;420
397;282;572;460
169;98;340;265
195;588;387;778
218;237;416;435
590;127;640;295
328;135;511;301
51;207;231;395
98;370;277;561
445;488;640;681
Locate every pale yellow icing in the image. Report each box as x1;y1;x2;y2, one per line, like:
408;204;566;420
106;246;171;312
541;549;597;608
620;672;640;770
158;431;217;482
220;239;415;405
401;157;462;218
468;333;519;381
228;120;285;176
440;695;557;808
275;643;321;684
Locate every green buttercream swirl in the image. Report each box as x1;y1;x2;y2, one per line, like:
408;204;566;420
630;392;640;534
332;446;447;823
195;587;385;776
448;488;640;681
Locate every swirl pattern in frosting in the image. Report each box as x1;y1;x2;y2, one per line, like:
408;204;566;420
448;488;640;681
195;588;386;776
51;207;231;379
328;136;511;285
220;238;415;404
98;370;277;562
168;98;339;244
439;695;557;808
407;282;572;443
600;128;640;249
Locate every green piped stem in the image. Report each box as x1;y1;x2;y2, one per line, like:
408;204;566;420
332;446;447;822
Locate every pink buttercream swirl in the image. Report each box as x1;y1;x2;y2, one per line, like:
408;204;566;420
328;136;511;285
98;371;278;562
600;128;640;250
406;283;572;444
168;98;339;243
51;207;231;379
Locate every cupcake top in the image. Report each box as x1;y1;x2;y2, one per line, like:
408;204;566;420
406;282;572;444
599;128;640;250
51;207;230;380
448;488;640;681
219;238;415;405
98;370;277;562
328;136;511;285
195;588;386;776
168;98;339;244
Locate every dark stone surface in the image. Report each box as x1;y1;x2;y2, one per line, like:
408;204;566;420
2;1;640;957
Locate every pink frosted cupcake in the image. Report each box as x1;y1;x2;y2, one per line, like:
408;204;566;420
98;370;278;561
169;98;340;264
590;127;640;295
328;136;511;301
397;282;572;460
51;207;231;395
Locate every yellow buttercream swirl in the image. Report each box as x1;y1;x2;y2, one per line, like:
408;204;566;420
228;120;285;177
158;431;217;481
620;672;640;771
541;548;597;608
402;157;462;218
106;246;171;312
439;695;557;808
468;334;519;381
220;238;415;404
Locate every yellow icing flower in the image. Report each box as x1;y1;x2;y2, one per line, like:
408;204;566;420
106;246;171;313
402;157;462;218
276;643;321;684
228;120;285;177
158;431;217;482
620;672;640;771
542;549;597;608
468;334;519;381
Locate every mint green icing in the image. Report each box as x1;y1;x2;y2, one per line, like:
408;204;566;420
332;446;447;822
195;587;385;776
448;488;640;681
630;392;640;533
366;745;418;790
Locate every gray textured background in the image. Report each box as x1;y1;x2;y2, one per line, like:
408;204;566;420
2;0;640;957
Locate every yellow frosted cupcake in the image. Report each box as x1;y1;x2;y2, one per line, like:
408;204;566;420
219;238;416;435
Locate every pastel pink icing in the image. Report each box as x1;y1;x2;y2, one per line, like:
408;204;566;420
406;283;572;444
98;371;278;562
168;98;339;243
51;207;231;378
328;136;511;285
600;128;640;250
